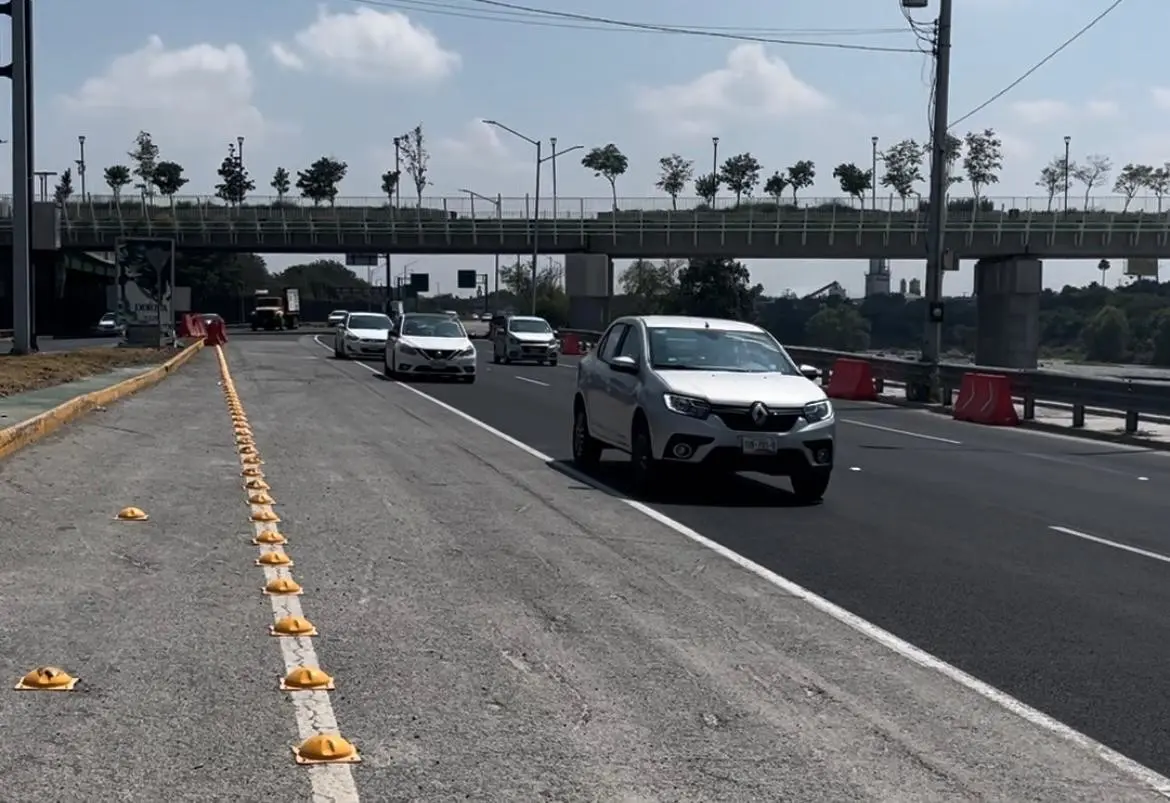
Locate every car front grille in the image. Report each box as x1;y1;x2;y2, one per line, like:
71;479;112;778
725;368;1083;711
419;349;457;361
710;404;802;433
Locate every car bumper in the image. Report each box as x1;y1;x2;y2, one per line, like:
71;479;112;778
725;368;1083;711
505;343;558;361
343;339;387;357
647;412;835;475
394;351;477;376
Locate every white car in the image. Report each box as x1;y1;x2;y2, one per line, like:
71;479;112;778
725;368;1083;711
571;315;835;502
384;312;477;383
334;312;392;359
492;315;558;365
327;309;348;327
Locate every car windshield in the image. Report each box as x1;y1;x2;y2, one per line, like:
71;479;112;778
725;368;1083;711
347;314;391;330
647;327;799;374
100;313;116;322
402;315;466;338
509;318;552;334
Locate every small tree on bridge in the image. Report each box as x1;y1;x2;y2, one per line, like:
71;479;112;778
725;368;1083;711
785;160;816;203
296;157;347;206
581;144;628;211
655;153;693;210
104;164;131;202
763;171;788;205
399;125;429;208
271;167;291;204
151;161;188;207
694;173;719;206
380;169;400;206
832;162;871;205
719;152;762;205
879;139;923;205
52;168;73;206
215;143;255;207
128;131;160;202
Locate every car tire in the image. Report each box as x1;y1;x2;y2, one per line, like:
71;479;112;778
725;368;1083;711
462;375;476;384
549;359;558;367
492;352;501;364
383;354;394;378
571;401;603;469
790;469;831;504
629;418;662;496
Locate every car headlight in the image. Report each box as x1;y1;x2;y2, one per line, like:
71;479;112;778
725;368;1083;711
398;344;419;356
344;332;358;340
454;346;475;358
663;393;710;419
803;399;833;423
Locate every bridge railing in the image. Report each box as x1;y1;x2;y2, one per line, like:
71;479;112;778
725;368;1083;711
555;330;1170;434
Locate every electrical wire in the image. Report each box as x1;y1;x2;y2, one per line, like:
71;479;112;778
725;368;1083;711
948;0;1125;128
343;0;923;53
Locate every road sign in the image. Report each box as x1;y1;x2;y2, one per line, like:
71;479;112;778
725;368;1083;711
345;254;378;267
410;273;429;292
457;269;477;289
1125;258;1158;277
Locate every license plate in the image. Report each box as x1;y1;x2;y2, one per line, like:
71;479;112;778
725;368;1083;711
740;436;778;454
431;360;447;369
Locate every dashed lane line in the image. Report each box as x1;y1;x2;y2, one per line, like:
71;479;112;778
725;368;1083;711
215;345;360;802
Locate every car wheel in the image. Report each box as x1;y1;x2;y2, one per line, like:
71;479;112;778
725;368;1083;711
492;352;501;364
629;418;661;496
384;354;394;378
572;402;603;469
462;375;476;384
790;469;831;504
549;359;558;367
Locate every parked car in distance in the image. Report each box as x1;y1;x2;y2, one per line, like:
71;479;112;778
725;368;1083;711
327;310;348;327
571;315;835;502
94;312;124;337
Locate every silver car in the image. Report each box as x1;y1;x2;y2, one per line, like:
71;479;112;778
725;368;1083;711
571;315;835;502
492;315;559;365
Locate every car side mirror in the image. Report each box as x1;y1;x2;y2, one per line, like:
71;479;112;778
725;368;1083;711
799;364;821;380
609;355;639;374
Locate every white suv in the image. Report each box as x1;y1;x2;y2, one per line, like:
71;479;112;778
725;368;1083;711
571;315;835;502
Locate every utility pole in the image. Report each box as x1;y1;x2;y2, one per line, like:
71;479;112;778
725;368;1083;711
77;135;87;199
4;0;34;354
920;0;952;398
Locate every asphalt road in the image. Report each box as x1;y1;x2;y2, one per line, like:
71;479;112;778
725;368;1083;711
335;341;1170;781
1;334;1167;800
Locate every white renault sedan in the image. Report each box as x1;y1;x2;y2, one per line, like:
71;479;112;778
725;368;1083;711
334;312;393;359
571;315;834;502
384;312;477;383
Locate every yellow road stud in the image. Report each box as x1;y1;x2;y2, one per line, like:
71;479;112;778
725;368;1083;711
251;509;279;523
15;666;78;691
281;667;334;690
241;466;263;478
252;530;286;545
271;616;317;637
256;551;292;567
264;577;303;595
244;478;269;491
115;506;149;521
247;492;274;505
293;734;359;764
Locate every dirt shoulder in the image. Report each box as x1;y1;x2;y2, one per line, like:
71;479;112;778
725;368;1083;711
0;347;180;397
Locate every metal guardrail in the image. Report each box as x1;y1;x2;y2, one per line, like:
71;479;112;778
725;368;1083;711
556;331;1170;435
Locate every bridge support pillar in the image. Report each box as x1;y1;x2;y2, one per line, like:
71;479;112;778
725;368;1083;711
564;253;612;331
973;255;1042;370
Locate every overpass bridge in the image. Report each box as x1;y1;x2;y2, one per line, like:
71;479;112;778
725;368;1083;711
8;193;1170;260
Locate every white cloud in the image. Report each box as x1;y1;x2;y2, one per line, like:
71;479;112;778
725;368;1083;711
433;119;531;177
268;42;304;71
1009;99;1070;125
273;7;460;84
1151;87;1170;109
632;44;831;134
59;35;274;146
1085;100;1119;118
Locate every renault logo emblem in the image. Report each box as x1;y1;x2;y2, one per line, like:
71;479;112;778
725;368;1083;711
750;402;769;425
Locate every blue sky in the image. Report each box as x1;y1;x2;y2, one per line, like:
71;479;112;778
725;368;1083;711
17;0;1170;296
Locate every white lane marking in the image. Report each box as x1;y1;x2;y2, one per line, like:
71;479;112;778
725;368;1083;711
515;376;550;388
228;343;359;799
314;338;1170;796
1048;525;1170;566
840;418;962;445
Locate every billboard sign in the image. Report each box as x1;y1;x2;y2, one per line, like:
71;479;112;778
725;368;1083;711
115;237;176;342
345;254;378;267
1125;258;1159;277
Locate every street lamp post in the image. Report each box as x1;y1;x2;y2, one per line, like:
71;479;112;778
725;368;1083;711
484;120;542;315
1063;135;1071;213
711;136;719;206
544;140;583;224
871;136;879;210
237;136;245;172
76;135;86;200
460;187;503;301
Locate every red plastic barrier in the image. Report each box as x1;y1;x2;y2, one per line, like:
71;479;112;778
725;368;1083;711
177;314;195;338
561;333;583;356
188;315;207;339
204;318;228;346
952;372;1019;426
825;358;878;401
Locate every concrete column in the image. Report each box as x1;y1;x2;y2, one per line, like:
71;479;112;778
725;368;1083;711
564;253;611;331
973;256;1042;369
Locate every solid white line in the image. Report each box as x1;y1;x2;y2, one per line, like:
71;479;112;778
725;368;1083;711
1048;525;1170;566
515;376;550;387
319;338;1170;794
840;418;962;445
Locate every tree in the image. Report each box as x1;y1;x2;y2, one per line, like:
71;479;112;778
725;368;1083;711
380;169;400;205
271;167;291;203
719;152;762;204
215;144;255;206
104;164;132;201
151;161;187;206
1073;154;1112;209
671;257;762;320
805;305;871;352
128;130;160;200
52;168;74;206
295;156;348;206
694;173;718;206
1114;163;1152;212
399;125;429;207
1149;166;1170;213
1151;309;1170;366
942;133;964;188
498;259;569;324
962;128;1003;203
620;259;680;314
879;139;924;202
1035;158;1068;212
763;171;789;204
1082;305;1129;362
581;144;628;210
786;160;816;203
832;162;871;204
655;154;693;210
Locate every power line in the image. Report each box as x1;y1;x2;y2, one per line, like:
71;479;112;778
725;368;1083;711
948;0;1125;128
344;0;922;53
